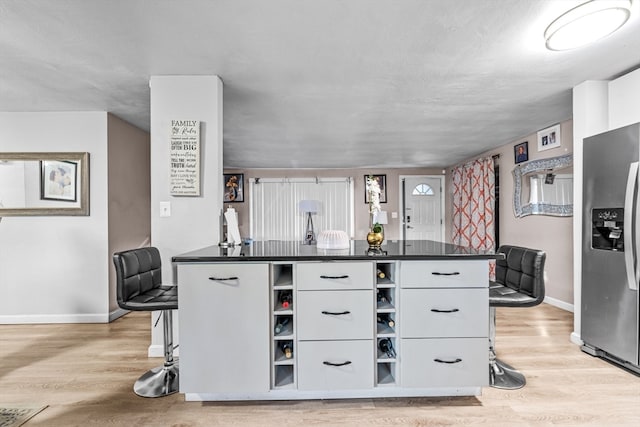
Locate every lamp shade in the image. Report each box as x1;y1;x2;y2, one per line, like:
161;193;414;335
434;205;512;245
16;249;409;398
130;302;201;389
544;0;632;51
373;211;388;225
299;199;320;213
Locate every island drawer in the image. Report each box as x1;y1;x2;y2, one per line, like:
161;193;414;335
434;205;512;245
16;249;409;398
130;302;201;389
400;260;488;288
297;290;373;340
400;288;488;338
400;337;488;387
297;340;374;390
297;262;373;290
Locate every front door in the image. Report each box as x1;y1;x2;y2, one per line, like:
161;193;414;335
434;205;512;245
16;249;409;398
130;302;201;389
401;176;443;241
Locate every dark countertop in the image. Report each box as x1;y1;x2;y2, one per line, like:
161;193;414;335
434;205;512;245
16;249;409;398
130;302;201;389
172;240;501;263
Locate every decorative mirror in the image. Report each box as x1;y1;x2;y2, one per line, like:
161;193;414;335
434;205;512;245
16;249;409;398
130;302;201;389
513;153;572;217
0;152;90;216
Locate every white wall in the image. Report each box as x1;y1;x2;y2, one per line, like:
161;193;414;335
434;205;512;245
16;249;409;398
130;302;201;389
0;112;110;322
148;75;223;355
572;67;640;345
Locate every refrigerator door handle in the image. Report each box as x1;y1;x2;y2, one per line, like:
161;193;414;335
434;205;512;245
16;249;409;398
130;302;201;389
624;162;639;291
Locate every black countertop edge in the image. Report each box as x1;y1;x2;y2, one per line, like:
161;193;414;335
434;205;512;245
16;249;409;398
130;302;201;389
172;254;501;263
171;240;502;263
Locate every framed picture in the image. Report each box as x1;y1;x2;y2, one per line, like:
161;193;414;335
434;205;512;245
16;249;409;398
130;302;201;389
514;141;529;164
223;173;244;203
364;174;387;203
40;160;78;202
537;124;561;152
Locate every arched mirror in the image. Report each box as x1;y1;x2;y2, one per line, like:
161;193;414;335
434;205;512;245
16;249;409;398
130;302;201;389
513;153;572;217
0;152;90;216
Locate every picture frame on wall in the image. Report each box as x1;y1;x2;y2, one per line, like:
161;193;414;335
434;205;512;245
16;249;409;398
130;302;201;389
364;174;387;203
537;124;561;152
514;141;529;164
40;160;78;202
223;173;244;203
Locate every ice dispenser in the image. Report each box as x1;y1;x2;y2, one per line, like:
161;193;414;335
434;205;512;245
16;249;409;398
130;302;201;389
591;208;624;251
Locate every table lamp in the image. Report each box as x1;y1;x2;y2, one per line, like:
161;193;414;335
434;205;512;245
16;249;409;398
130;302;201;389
299;200;320;245
373;210;388;228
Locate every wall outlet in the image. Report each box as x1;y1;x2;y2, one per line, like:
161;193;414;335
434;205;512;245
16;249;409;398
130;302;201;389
160;201;171;217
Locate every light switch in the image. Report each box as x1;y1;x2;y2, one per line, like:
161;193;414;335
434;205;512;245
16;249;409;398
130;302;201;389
391;212;398;219
160;201;171;217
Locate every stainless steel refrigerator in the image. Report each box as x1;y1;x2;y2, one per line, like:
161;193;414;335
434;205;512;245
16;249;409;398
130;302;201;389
582;122;640;374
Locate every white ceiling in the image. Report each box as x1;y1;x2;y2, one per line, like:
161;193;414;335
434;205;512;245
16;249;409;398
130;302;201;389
1;0;639;169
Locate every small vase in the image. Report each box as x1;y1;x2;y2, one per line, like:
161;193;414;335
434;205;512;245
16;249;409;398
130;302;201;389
367;231;384;247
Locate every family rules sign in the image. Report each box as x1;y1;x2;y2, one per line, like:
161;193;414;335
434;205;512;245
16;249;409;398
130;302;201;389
170;120;201;196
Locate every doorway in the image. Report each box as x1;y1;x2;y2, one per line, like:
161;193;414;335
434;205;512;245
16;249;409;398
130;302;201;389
400;176;444;241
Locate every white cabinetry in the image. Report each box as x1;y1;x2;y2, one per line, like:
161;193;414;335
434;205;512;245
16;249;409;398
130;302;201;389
177;257;489;400
297;340;373;390
400;260;489;388
296;262;374;391
178;263;270;395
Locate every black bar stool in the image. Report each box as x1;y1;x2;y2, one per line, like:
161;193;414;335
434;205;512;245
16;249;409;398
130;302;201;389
113;247;179;397
489;245;546;389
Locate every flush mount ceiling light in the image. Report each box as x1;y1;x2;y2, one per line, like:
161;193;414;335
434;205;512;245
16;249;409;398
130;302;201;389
544;0;633;51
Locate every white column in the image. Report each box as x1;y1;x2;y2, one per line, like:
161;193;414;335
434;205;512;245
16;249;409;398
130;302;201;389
148;75;224;356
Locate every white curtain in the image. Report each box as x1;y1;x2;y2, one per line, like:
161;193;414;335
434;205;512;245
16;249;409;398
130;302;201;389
250;178;354;241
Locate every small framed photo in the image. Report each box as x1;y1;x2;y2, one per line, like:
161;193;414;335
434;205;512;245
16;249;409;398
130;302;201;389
40;160;78;202
514;141;529;164
223;173;244;203
537;124;561;152
364;174;387;203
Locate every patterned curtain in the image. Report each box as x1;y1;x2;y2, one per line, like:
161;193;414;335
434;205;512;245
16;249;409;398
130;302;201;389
452;156;496;254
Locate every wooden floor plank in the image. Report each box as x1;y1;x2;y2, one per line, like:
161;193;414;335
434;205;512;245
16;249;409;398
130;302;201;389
1;304;639;426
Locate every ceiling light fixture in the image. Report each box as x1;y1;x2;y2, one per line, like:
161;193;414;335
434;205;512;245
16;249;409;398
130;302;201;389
544;0;633;51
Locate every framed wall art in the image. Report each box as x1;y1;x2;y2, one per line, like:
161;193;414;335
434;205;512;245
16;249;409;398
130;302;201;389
40;160;78;202
514;141;529;164
537;124;561;152
223;173;244;203
364;174;387;203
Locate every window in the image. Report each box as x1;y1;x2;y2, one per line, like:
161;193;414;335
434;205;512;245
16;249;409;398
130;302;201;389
412;183;434;196
250;177;354;241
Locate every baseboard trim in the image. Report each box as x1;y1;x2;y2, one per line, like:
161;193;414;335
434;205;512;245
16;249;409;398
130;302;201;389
544;296;574;312
109;308;129;322
0;313;110;324
570;331;583;346
0;307;132;325
148;344;180;358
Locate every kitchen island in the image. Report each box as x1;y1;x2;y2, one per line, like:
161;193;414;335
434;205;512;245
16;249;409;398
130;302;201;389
172;240;499;401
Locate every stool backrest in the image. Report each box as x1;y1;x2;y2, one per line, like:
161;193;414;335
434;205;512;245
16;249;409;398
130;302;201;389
494;245;546;305
113;247;163;310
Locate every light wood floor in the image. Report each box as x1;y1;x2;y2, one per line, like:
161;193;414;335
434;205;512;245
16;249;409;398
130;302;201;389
1;304;639;426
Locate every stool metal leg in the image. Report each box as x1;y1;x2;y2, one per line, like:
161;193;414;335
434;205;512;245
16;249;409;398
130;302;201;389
489;307;526;390
133;309;179;397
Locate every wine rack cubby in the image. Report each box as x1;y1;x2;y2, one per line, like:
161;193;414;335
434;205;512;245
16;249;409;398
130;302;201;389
375;261;397;386
271;263;296;389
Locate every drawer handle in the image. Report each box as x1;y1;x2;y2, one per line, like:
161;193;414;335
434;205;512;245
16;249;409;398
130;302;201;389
208;276;239;281
320;275;349;279
431;272;460;276
430;308;460;313
323;360;352;367
321;310;351;316
434;358;462;364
